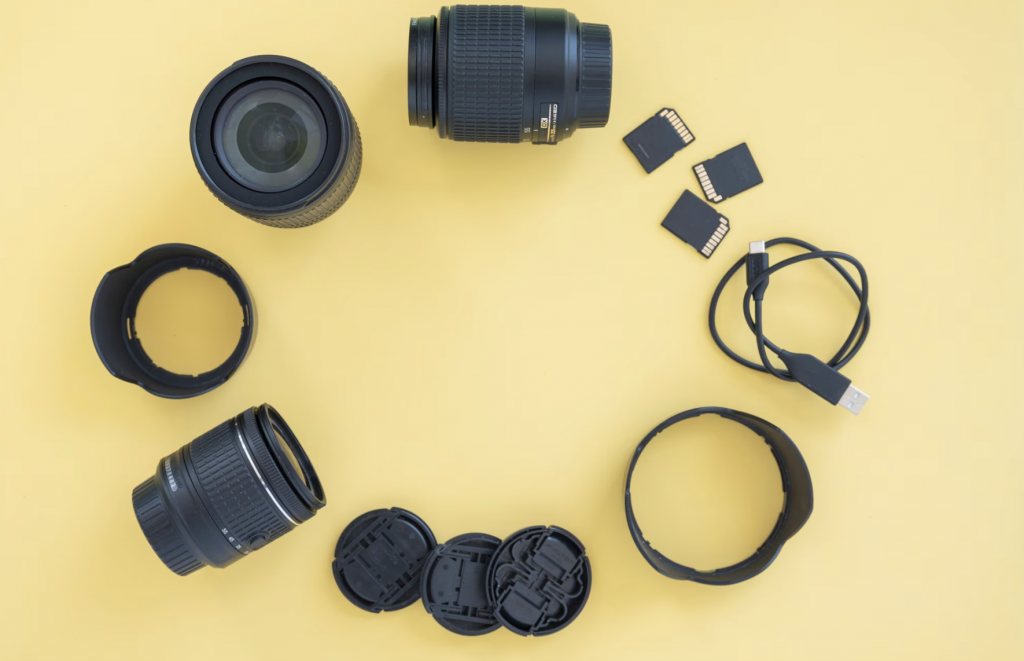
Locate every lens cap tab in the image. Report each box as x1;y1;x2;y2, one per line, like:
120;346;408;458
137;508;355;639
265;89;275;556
90;243;255;399
333;508;437;613
487;526;591;636
333;510;591;637
624;407;813;585
421;533;502;636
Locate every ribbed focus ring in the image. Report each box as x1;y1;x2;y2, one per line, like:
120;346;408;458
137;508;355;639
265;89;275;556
578;23;612;128
189;420;293;550
449;5;526;142
240;408;312;523
132;476;204;576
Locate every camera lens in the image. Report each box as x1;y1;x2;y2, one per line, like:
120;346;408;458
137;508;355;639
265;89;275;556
408;6;612;144
191;55;362;228
216;82;325;192
131;404;325;576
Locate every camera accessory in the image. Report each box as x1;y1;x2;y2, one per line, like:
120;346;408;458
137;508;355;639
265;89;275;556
333;508;438;613
625;407;812;585
624;108;695;173
487;526;591;636
407;6;612;144
333;511;590;637
131;404;326;576
90;244;254;399
709;238;871;414
421;533;503;636
191;55;362;228
662;190;730;258
693;143;762;203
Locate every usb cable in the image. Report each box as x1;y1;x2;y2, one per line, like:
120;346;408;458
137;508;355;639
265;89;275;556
708;238;871;414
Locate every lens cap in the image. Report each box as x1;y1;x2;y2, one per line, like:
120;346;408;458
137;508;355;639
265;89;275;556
332;508;437;613
420;533;502;636
487;526;591;636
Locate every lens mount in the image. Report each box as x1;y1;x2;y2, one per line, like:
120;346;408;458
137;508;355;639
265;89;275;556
191;55;362;228
90;244;255;399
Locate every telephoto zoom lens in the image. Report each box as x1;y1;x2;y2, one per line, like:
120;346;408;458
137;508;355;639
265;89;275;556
408;5;612;144
191;55;362;228
131;404;326;576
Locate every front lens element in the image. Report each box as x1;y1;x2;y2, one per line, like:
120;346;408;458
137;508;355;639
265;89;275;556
216;83;325;192
274;425;309;489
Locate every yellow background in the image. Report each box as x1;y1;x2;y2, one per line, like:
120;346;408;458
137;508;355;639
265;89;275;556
1;0;1022;659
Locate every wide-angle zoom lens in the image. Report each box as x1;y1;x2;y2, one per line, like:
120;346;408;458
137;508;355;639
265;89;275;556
191;55;361;228
131;404;325;576
408;5;612;144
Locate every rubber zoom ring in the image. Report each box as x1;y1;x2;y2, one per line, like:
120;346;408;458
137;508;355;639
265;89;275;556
189;419;294;550
448;5;526;142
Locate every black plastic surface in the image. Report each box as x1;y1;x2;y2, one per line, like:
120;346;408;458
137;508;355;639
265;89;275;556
694;142;763;203
624;107;694;173
408;6;611;144
90;243;254;399
624;407;813;585
486;526;591;636
190;55;361;228
421;533;502;636
131;404;325;576
662;190;730;258
333;508;437;613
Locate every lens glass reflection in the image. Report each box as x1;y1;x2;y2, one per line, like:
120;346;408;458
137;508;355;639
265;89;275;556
218;86;324;192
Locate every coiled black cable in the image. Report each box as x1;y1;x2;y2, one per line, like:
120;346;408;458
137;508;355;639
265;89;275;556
709;238;871;412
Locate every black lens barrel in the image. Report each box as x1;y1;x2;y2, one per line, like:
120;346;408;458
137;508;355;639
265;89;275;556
132;404;325;576
191;55;362;228
408;5;612;144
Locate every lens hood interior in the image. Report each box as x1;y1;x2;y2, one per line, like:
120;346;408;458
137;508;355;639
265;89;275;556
624;407;813;585
90;243;255;398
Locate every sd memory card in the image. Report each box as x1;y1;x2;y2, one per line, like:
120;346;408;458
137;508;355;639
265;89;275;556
624;108;696;174
693;143;763;203
662;190;730;258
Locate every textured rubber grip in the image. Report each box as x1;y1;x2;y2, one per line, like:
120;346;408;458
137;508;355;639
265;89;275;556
132;476;204;576
238;69;362;229
578;23;612;128
449;5;526;143
189;420;293;551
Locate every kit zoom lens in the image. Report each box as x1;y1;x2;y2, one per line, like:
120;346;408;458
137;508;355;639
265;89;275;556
131;405;326;576
191;55;362;228
408;5;612;144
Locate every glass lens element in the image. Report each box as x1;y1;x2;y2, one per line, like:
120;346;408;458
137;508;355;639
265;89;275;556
218;86;324;192
273;424;309;489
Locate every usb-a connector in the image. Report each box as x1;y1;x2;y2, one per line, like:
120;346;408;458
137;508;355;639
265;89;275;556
837;384;870;415
778;350;870;415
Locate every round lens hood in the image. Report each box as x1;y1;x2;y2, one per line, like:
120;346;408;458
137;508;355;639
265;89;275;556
190;55;362;229
624;407;813;585
90;243;255;399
